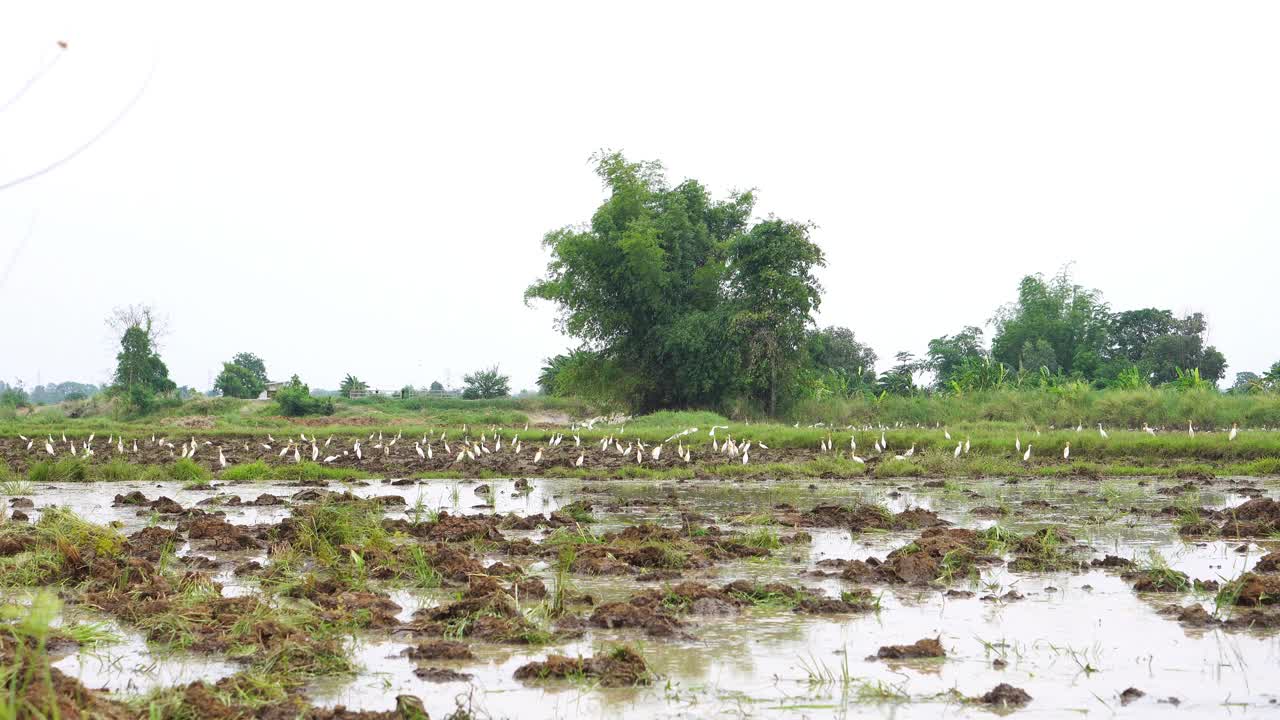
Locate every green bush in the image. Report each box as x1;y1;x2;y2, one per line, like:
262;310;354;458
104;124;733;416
276;375;334;417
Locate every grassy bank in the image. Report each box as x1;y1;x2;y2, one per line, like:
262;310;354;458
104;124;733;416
787;387;1280;429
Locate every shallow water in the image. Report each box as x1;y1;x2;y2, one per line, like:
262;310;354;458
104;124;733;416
5;473;1278;718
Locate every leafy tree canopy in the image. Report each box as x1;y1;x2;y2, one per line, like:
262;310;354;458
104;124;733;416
462;367;511;399
110;324;176;413
526;152;824;413
214;352;270;399
926;326;987;390
991;268;1111;378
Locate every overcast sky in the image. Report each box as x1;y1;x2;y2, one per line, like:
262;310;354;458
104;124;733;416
2;1;1278;392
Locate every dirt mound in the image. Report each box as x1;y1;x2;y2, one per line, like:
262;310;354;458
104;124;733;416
878;528;991;584
1220;498;1280;537
875;637;945;659
776;503;946;532
1230;573;1280;606
126;526;181;561
590;602;685;637
979;683;1032;707
404;639;474;660
181;517;260;550
515;647;650;687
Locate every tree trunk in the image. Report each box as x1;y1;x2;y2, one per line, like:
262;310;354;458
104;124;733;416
769;353;777;417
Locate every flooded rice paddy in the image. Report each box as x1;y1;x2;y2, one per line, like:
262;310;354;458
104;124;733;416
4;471;1279;719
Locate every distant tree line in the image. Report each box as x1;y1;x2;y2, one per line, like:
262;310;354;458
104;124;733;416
529;154;1275;413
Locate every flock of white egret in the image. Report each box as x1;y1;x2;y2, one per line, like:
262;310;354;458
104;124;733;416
11;417;1243;473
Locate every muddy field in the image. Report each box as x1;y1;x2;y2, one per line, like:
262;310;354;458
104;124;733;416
2;455;1279;719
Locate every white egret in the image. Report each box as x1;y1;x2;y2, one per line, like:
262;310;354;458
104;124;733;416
1063;442;1070;460
1023;444;1032;462
1097;423;1108;439
1229;423;1238;441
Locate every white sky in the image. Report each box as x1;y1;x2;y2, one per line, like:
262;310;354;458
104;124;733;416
2;1;1277;392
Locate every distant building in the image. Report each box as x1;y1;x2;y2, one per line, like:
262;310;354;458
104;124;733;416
258;381;286;400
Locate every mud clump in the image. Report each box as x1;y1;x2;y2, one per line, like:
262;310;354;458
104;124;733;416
126;526;181;561
878;528;992;584
978;683;1032;707
589;602;685;637
412;576;545;643
1120;687;1146;705
1165;604;1218;627
515;646;651;687
1211;498;1280;537
413;666;473;682
181;517;260;550
404;639;474;660
309;589;402;628
385;511;505;543
1229;572;1280;607
777;503;946;532
875;637;945;660
1127;568;1191;593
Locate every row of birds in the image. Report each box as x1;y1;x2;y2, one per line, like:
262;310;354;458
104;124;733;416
14;425;769;468
14;418;1243;469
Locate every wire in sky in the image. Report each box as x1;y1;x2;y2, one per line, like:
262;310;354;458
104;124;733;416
0;44;65;115
0;57;155;193
0;211;39;293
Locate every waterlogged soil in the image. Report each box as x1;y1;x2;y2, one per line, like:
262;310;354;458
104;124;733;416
3;469;1280;719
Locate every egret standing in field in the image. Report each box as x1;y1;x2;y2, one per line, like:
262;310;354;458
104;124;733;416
1188;421;1195;438
1062;442;1070;461
218;447;227;468
1023;444;1033;462
953;442;962;458
1229;423;1238;441
1097;423;1108;439
1015;434;1021;453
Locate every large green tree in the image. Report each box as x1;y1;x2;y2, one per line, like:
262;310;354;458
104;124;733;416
111;324;176;411
726;219;825;414
462;367;511;399
1136;313;1227;384
526;152;823;413
990;269;1111;378
214;352;270;399
807;327;878;390
926;326;987;390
